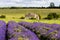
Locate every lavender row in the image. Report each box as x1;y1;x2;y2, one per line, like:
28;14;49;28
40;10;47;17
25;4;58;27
18;22;60;40
0;20;60;40
0;21;39;40
0;20;6;40
7;21;39;40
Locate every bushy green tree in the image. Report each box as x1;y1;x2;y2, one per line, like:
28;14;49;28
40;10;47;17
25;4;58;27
44;13;59;20
48;13;59;19
50;2;55;7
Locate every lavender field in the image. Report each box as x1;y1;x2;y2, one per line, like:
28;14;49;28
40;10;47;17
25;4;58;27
0;20;60;40
0;0;60;40
0;9;60;40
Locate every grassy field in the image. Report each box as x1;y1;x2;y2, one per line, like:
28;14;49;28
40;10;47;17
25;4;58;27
0;9;60;24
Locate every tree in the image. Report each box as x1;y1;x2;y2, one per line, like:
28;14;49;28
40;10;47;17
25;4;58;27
47;13;59;19
44;13;59;20
50;2;55;7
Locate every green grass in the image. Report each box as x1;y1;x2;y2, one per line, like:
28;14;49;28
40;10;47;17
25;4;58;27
0;9;60;24
0;9;60;18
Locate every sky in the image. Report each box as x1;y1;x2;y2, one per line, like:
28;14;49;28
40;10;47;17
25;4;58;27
0;0;60;7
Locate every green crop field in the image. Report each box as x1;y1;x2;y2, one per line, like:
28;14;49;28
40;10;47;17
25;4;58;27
0;9;60;24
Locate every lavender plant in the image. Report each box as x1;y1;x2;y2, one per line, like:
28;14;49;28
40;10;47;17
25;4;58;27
18;22;60;40
8;21;39;40
0;20;6;40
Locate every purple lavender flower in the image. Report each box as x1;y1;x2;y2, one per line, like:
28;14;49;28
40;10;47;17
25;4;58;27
0;20;6;40
8;21;39;40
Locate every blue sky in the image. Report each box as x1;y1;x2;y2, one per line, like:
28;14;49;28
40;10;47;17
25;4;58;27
0;0;60;7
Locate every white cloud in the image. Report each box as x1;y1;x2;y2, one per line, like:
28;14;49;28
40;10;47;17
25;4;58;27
0;0;60;7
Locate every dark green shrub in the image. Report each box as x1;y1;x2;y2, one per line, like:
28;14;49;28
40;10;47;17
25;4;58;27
44;13;59;20
0;15;6;18
44;17;52;20
20;17;25;19
29;17;36;20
